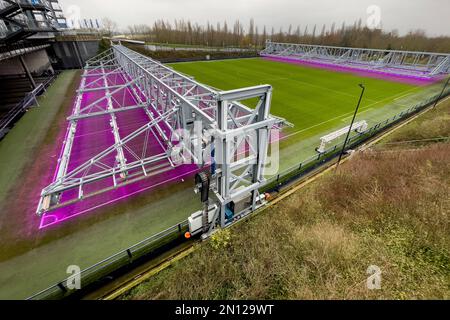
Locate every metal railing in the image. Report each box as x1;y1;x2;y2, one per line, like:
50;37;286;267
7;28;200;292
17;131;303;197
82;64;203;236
27;220;189;300
26;80;450;300
0;73;57;138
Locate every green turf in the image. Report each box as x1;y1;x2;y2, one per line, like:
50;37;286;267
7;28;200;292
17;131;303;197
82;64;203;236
169;58;416;134
169;58;441;170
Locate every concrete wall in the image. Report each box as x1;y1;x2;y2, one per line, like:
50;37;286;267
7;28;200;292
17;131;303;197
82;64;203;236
23;49;53;75
0;49;53;77
0;39;98;76
0;58;22;76
51;40;99;69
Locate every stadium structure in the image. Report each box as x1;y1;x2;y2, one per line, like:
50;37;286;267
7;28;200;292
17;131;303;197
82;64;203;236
0;0;67;43
261;40;450;80
0;0;101;140
0;3;449;299
34;39;450;237
37;43;286;236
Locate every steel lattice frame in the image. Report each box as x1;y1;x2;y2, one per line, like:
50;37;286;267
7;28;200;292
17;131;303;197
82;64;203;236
261;41;450;79
37;44;285;230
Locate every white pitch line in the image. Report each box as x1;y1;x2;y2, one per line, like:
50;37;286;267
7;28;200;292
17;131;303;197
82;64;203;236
394;91;414;101
364;86;419;109
341;108;373;122
282;113;354;140
281;86;423;141
262;75;379;103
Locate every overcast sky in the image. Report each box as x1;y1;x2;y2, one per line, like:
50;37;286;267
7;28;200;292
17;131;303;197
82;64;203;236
59;0;450;37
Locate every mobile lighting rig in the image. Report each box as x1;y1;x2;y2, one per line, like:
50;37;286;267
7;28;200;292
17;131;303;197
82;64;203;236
37;43;286;237
261;40;450;79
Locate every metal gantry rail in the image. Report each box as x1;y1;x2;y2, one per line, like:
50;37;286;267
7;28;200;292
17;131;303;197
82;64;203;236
261;41;450;79
37;44;285;233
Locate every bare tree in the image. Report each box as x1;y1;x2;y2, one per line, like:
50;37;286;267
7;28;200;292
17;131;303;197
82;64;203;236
102;17;118;36
118;18;450;53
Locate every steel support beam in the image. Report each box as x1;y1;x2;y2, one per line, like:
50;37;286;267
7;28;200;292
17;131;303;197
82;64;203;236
101;62;127;178
19;55;36;89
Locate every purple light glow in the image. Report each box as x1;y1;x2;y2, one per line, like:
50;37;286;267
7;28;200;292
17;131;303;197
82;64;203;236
261;55;443;86
39;69;202;229
39;164;199;229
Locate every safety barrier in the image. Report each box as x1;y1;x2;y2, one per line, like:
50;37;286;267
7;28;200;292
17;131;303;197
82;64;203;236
27;220;189;300
0;73;57;139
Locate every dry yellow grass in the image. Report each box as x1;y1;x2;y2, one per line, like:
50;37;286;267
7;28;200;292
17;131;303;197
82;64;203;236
121;101;450;300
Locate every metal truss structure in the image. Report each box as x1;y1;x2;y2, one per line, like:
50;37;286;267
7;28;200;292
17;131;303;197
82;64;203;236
0;0;59;43
37;44;285;232
261;41;450;79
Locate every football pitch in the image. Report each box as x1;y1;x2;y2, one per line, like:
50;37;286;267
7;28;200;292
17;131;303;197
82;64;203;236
169;57;436;170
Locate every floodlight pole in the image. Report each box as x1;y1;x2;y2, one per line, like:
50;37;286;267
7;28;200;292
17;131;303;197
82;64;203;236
336;84;365;170
433;77;450;109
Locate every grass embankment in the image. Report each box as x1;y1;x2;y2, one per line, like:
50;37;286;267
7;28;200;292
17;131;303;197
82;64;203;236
378;99;450;149
144;41;256;50
122;100;450;300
